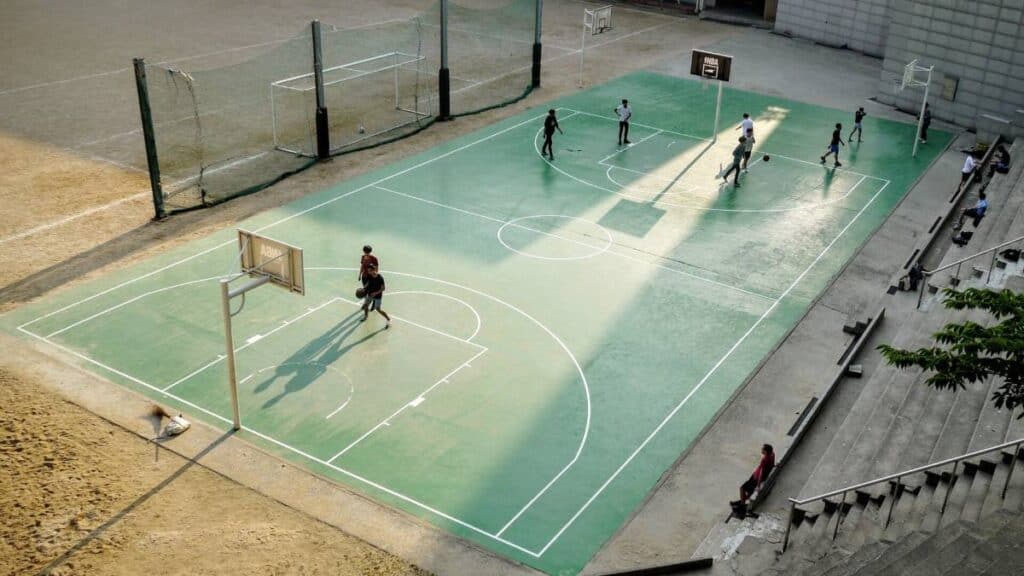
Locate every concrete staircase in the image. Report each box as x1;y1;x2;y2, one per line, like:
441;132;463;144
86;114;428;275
700;142;1024;576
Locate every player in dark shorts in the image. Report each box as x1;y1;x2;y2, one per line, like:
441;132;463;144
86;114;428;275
848;107;865;142
541;109;563;161
360;265;391;328
358;245;378;287
722;136;746;186
919;103;931;144
820;123;845;167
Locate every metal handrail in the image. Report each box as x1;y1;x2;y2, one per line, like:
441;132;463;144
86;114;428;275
916;233;1024;308
782;436;1024;552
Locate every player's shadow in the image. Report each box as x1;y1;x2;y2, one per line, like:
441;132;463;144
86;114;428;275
255;310;383;409
822;166;838;197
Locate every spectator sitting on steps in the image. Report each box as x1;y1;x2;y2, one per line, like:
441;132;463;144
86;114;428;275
731;444;775;511
988;145;1010;177
954;191;988;231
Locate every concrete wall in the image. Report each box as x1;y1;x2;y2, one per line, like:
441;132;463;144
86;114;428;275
876;0;1024;140
773;0;891;57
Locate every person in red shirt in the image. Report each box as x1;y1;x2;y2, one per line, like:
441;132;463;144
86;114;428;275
733;444;775;507
358;245;378;287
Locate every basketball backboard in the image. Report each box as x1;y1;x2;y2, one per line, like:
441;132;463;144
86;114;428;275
238;229;305;295
690;50;732;82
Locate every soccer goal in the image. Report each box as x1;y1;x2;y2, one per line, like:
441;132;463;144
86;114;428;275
271;51;432;157
579;6;612;87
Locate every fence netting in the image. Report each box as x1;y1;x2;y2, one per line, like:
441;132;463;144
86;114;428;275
142;1;538;214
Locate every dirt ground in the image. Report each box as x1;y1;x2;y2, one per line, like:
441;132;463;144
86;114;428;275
0;362;428;576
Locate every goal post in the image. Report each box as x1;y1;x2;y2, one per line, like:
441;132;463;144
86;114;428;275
271;51;431;156
900;59;934;158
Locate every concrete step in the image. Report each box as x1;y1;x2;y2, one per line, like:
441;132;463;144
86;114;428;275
959;465;993;524
891;384;960;486
865;370;934;485
896;480;940;538
868;521;975;576
818;540;889;576
900;529;985;576
939;468;976;530
920;470;966;533
1004;455;1024;512
966;376;1012;453
842;531;930;576
1004;405;1024;446
878;482;919;541
980;455;1014;519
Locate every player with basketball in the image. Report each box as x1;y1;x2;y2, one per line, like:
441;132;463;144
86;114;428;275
358;264;390;328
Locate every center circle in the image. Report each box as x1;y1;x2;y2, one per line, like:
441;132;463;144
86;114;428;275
496;215;613;261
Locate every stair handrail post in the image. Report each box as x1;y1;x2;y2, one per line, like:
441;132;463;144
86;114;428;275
885;477;899;529
987;250;998;283
917;273;929;309
940;461;958;514
1004;441;1021;499
783;500;795;553
833;490;847;540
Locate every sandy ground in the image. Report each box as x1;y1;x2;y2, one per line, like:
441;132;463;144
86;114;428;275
0;362;428;576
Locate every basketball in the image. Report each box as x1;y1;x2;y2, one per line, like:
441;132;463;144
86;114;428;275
763;154;770;162
355;287;366;299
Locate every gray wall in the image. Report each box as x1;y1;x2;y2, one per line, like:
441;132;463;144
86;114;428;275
876;0;1024;139
773;0;891;57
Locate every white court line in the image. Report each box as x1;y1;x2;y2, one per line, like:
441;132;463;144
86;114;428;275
387;290;483;342
602;162;873;214
335;296;486;352
163;297;340;391
14;324;540;558
533;179;891;555
327;347;488;463
375;184;774;302
568;109;887;182
597;129;662;164
20;110;553;335
309;267;590;550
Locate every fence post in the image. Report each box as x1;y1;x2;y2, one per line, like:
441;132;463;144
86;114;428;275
531;0;542;87
438;0;451;120
132;58;165;220
311;20;330;159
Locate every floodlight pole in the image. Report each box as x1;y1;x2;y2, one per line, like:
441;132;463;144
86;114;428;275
220;274;271;431
912;66;933;158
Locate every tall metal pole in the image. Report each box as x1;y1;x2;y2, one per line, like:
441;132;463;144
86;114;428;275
713;80;723;142
132;58;165;220
578;11;586;87
221;280;242;431
912;66;932;158
531;0;543;87
312;20;330;159
439;0;452;119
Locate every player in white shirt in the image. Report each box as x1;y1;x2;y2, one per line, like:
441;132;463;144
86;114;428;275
615;99;632;145
960;152;977;188
736;113;754;139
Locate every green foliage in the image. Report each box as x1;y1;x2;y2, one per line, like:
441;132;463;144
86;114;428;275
878;287;1024;418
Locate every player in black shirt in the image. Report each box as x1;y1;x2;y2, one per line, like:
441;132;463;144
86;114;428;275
542;109;563;161
360;265;391;328
848;107;865;143
820;123;845;167
919;103;931;144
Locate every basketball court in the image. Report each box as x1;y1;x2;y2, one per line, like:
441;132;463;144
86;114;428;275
1;71;951;574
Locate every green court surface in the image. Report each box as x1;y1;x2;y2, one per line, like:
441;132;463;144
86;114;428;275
2;71;951;574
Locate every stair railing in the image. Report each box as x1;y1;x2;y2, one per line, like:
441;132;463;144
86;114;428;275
916;234;1024;308
783;436;1024;552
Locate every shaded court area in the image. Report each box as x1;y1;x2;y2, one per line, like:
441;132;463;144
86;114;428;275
1;72;951;574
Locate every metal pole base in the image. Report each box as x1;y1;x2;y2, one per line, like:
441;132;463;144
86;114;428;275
439;68;452;121
315;107;330;160
532;43;542;88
